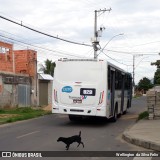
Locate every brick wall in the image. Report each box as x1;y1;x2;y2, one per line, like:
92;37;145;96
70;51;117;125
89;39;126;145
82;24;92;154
14;50;37;77
0;41;37;77
14;50;37;106
147;86;160;120
0;41;13;72
0;41;38;107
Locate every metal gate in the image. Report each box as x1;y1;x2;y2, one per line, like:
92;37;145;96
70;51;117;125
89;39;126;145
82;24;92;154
18;84;31;107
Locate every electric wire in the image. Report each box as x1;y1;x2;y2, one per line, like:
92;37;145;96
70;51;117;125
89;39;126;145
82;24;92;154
0;29;88;58
100;51;129;66
105;49;159;55
0;34;87;58
0;15;92;47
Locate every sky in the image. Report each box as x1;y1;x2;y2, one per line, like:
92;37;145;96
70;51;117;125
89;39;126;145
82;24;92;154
0;0;160;84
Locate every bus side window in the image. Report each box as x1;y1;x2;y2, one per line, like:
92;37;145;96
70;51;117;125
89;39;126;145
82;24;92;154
125;75;127;90
125;74;130;90
129;75;132;89
115;71;118;89
115;70;121;90
118;71;122;90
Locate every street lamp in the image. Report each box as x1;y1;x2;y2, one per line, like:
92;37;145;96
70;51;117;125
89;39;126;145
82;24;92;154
132;53;160;96
132;54;143;96
97;33;124;58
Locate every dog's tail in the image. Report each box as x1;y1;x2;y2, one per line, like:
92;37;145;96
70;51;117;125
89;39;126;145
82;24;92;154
79;131;81;137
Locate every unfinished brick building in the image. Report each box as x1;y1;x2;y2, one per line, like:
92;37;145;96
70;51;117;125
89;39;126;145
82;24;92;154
0;41;37;107
14;50;37;76
0;41;14;73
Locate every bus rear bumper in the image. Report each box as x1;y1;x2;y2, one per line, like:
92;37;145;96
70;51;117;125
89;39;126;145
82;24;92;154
52;104;107;117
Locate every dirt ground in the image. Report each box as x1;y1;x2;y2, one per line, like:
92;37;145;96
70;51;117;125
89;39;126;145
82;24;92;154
0;114;19;118
42;104;52;111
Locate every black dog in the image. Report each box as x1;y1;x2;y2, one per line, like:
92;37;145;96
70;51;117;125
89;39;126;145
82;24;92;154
57;131;84;150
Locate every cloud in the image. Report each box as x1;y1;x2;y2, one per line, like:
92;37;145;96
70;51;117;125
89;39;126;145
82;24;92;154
0;0;160;83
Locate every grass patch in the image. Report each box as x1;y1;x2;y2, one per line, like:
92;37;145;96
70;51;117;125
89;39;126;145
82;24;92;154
133;95;142;98
137;111;149;121
0;107;51;125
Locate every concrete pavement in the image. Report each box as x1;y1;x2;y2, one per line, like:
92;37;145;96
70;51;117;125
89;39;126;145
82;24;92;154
122;119;160;151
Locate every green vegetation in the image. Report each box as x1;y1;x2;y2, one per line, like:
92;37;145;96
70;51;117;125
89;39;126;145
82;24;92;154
137;77;153;93
133;94;141;98
151;60;160;85
137;111;149;121
153;68;160;85
39;59;56;76
0;107;51;124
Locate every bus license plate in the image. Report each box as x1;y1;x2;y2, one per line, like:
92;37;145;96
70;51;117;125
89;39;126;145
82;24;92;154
73;99;82;103
80;88;96;96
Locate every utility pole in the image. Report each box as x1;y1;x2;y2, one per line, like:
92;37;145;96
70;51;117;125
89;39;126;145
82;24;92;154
132;54;144;96
133;55;135;96
132;53;159;96
93;8;111;59
93;10;98;59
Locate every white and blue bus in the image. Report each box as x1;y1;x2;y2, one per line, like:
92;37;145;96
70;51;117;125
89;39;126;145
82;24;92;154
52;59;132;122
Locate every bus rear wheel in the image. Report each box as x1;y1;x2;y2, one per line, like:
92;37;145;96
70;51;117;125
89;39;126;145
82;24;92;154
123;100;129;114
111;107;118;122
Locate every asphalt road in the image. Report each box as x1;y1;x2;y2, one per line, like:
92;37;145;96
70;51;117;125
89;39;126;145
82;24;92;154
0;96;157;160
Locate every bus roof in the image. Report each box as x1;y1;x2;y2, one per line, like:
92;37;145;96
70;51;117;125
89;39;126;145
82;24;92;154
58;58;98;62
57;58;131;76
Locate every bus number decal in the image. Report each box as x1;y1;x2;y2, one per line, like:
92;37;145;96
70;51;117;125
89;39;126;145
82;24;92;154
80;88;96;96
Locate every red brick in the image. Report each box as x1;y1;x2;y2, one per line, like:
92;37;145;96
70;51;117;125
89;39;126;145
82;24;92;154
0;41;37;77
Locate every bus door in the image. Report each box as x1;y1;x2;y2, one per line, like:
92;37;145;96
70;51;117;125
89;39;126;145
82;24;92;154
121;73;125;113
110;67;115;116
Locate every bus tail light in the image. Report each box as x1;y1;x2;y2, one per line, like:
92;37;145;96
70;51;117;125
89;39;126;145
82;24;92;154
99;91;104;104
54;89;58;103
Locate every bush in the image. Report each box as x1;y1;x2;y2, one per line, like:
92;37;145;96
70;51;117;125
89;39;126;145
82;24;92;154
138;111;149;120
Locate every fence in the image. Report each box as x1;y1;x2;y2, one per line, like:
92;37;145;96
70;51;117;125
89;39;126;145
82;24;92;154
0;73;31;108
147;86;160;120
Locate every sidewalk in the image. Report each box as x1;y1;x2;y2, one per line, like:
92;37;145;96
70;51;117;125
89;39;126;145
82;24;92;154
122;119;160;151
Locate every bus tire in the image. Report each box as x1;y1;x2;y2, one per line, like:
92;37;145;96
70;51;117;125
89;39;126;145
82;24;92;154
111;106;118;122
123;100;129;114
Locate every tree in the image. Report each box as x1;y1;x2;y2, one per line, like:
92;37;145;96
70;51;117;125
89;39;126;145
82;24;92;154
137;77;153;93
151;60;160;69
151;60;160;85
154;68;160;85
40;59;56;77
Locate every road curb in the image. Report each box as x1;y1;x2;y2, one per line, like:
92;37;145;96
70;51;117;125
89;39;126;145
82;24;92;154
122;131;160;151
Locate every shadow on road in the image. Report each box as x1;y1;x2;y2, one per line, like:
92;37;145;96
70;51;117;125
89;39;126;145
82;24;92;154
59;116;112;127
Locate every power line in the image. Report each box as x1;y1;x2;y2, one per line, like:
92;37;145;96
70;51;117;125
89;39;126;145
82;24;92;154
105;49;159;55
0;34;86;58
101;51;129;66
0;15;92;47
131;40;160;47
0;29;87;58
